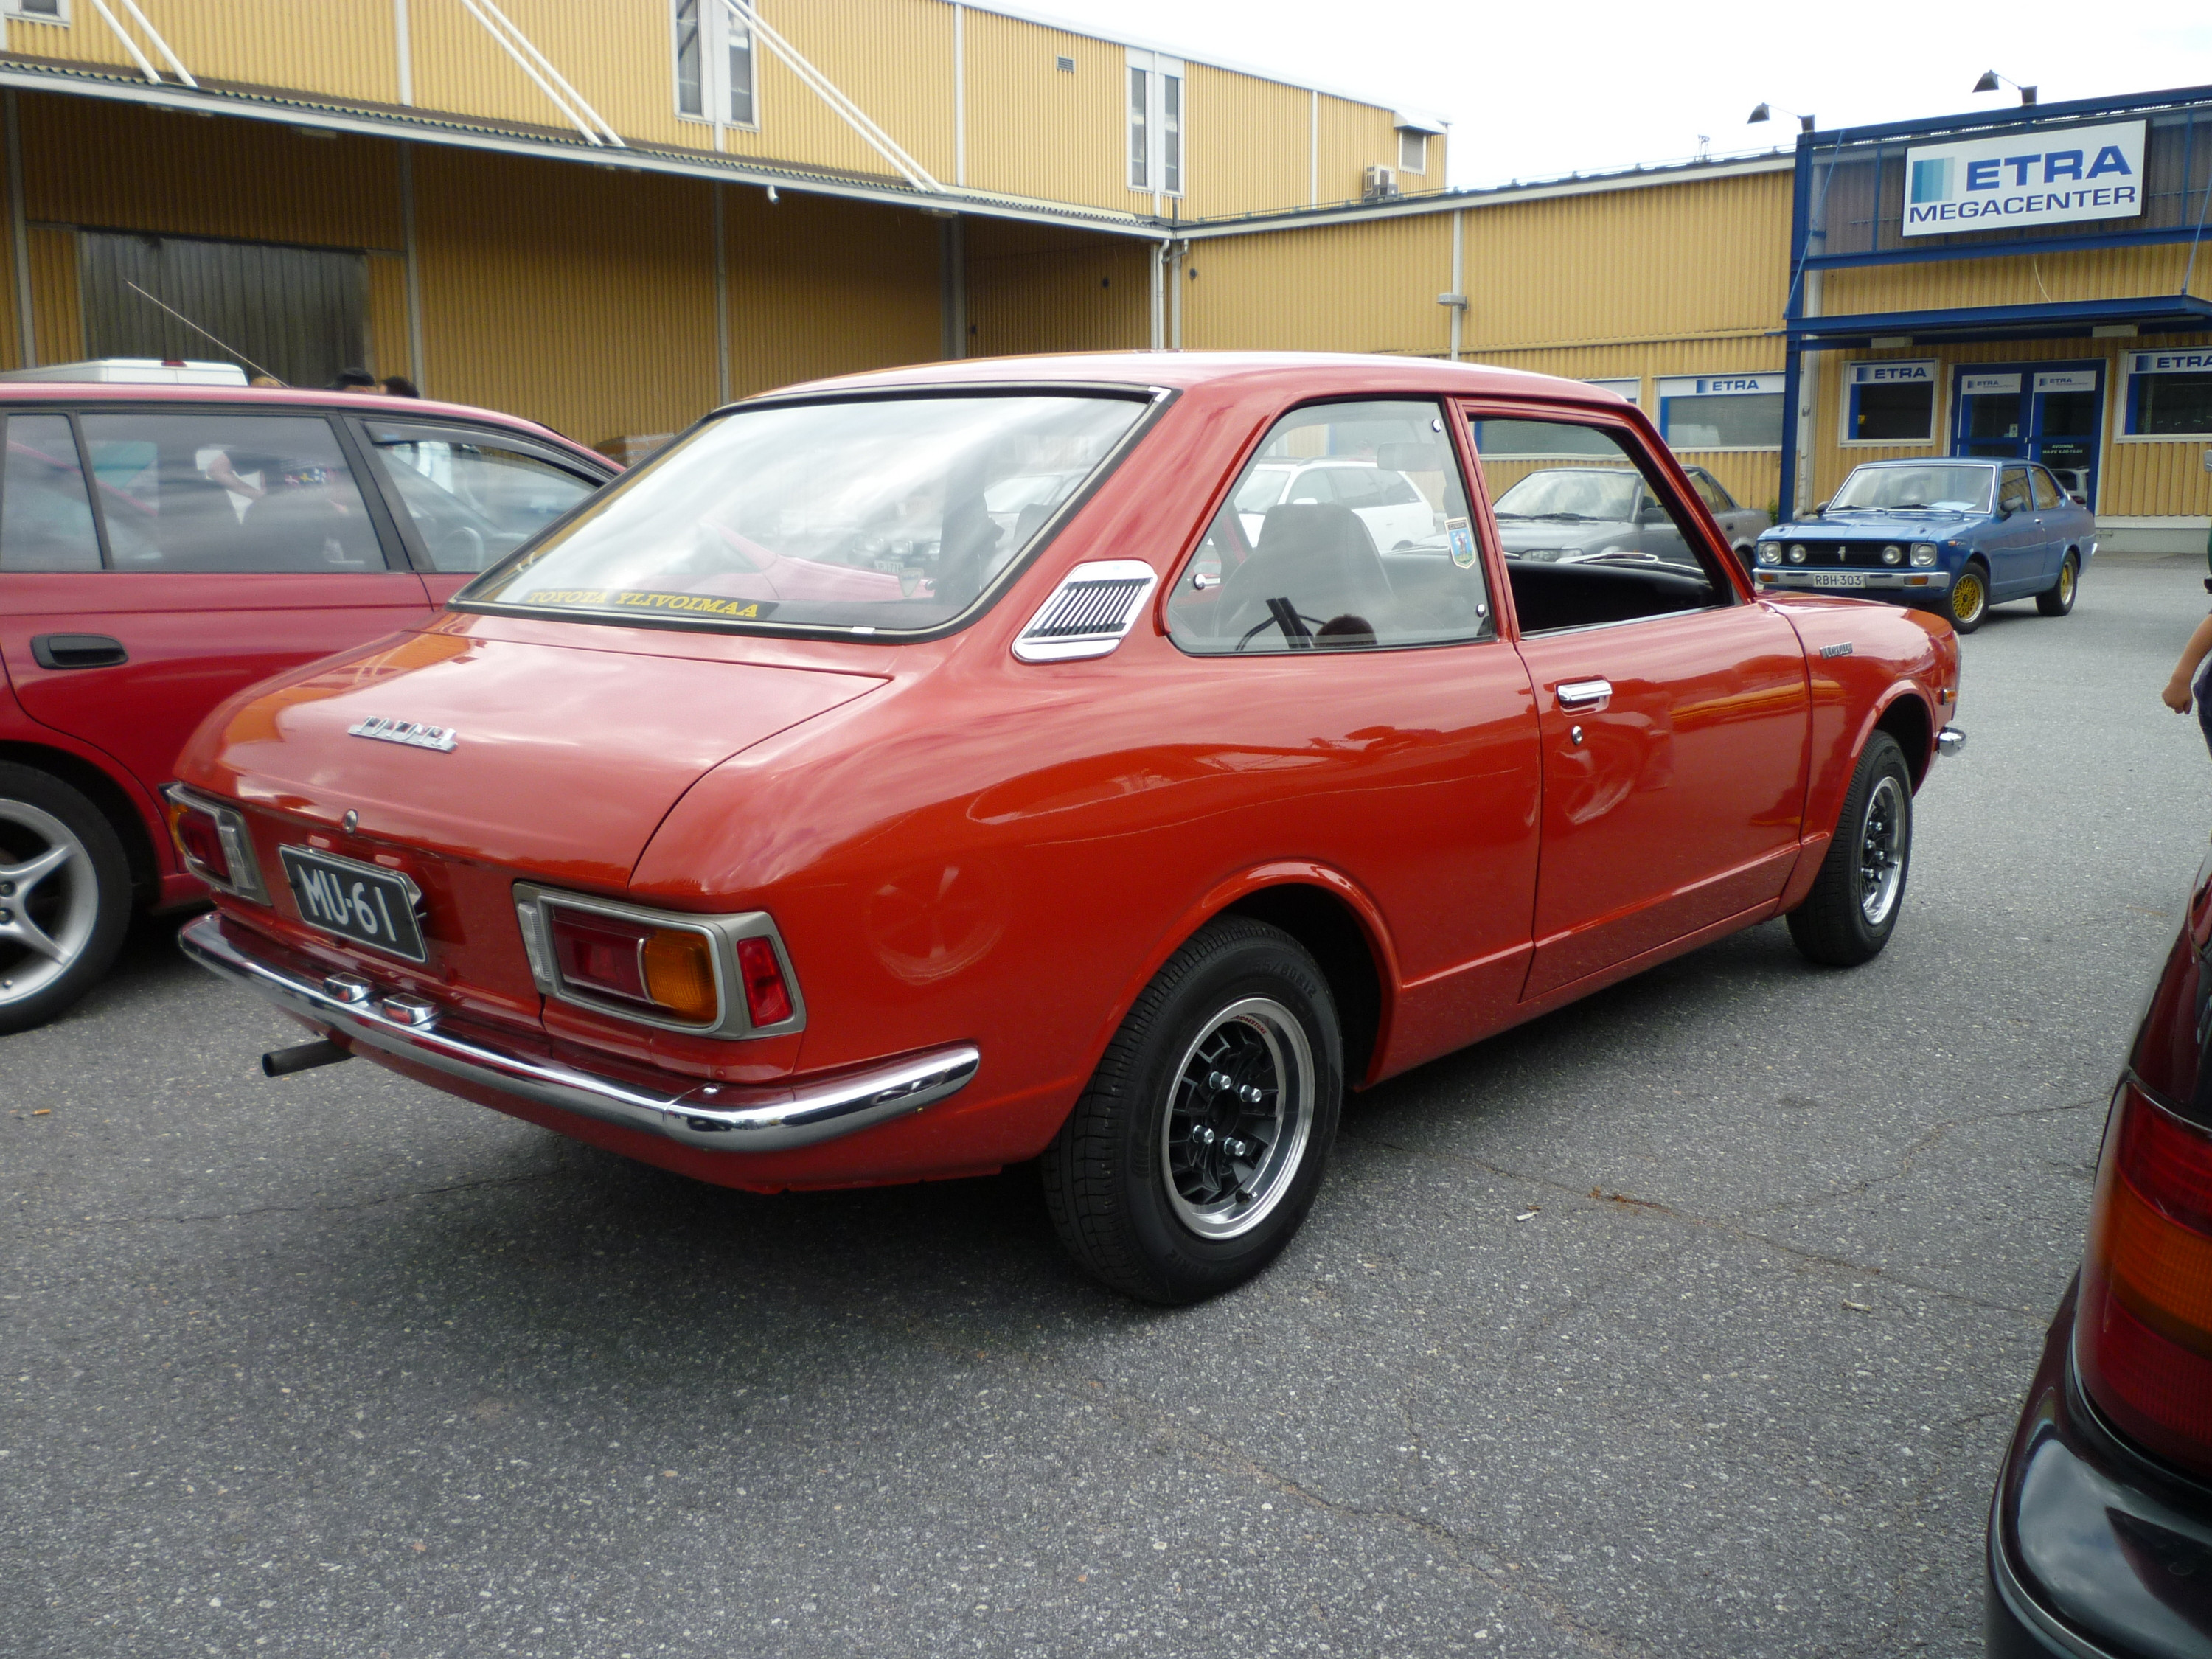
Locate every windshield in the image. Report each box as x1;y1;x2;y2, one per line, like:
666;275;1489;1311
1491;468;1641;523
1830;464;1992;515
462;393;1149;633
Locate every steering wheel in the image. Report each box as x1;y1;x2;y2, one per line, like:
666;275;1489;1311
1234;605;1329;653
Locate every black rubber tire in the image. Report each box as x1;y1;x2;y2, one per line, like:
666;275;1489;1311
1042;917;1342;1304
0;762;133;1034
1787;732;1913;968
1948;560;1990;633
2036;551;2079;617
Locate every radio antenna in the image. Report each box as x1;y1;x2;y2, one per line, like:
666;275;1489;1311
124;282;285;385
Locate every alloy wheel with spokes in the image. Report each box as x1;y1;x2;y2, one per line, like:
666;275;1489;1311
1857;775;1906;928
1043;916;1343;1304
1950;563;1989;633
1161;997;1316;1240
0;765;132;1034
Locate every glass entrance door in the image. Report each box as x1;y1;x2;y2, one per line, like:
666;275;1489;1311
1950;362;2104;506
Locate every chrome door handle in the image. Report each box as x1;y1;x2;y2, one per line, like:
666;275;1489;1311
1555;678;1612;711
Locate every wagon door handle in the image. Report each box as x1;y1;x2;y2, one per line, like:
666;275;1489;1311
29;633;128;670
1554;678;1612;711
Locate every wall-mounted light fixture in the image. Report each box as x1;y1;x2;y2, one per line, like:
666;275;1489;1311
1973;71;2037;107
1747;102;1814;133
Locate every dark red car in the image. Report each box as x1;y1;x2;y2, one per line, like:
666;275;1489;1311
173;353;1964;1301
1987;849;2212;1658
0;378;614;1032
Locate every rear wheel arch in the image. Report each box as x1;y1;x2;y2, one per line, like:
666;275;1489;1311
1222;883;1386;1088
0;741;161;906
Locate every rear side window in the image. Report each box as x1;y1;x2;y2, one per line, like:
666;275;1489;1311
1999;467;2032;515
1166;399;1491;655
0;414;101;571
2030;467;2063;510
78;411;385;572
363;421;601;572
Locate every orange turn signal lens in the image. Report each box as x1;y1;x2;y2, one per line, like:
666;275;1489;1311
641;928;719;1023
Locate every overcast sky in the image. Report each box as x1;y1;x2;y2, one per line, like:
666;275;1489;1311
1044;0;2212;190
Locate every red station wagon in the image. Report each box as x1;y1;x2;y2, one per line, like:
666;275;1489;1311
0;373;614;1032
173;354;1964;1302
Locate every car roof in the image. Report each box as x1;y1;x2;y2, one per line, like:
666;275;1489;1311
742;350;1632;409
1851;456;1996;469
0;381;591;456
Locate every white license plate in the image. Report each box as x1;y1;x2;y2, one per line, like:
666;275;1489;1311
1809;572;1867;589
279;846;428;962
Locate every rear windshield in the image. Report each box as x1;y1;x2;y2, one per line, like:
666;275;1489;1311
459;392;1150;634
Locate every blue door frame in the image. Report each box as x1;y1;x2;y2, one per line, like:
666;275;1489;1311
1950;361;2104;505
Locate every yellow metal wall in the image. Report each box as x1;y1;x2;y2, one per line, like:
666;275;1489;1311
1183;213;1453;357
1178;66;1307;220
366;253;411;382
961;8;1127;208
723;184;942;395
411;145;718;449
26;224;80;365
5;0;402;105
965;217;1147;357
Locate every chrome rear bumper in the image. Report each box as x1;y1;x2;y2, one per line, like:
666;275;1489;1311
179;913;979;1152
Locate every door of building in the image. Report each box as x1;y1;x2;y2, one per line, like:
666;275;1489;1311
1950;362;2104;507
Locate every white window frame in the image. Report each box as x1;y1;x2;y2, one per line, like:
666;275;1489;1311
2119;348;2212;442
1654;372;1787;453
1398;131;1427;175
3;0;69;22
1126;47;1184;198
1840;359;1940;447
672;0;758;132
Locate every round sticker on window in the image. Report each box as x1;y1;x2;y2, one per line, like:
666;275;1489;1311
1446;517;1477;570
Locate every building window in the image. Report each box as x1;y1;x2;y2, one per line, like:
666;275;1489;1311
1399;131;1426;175
1845;360;1937;443
3;0;67;20
1126;49;1183;196
2124;349;2212;437
673;0;756;129
1655;373;1785;450
1582;377;1640;406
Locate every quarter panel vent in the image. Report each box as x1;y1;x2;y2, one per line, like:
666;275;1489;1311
1012;560;1158;662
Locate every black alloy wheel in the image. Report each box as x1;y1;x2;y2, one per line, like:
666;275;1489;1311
2036;552;2079;617
1042;917;1342;1304
1787;732;1913;968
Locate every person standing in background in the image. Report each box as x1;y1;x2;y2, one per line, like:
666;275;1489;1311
2161;593;2212;759
380;376;420;397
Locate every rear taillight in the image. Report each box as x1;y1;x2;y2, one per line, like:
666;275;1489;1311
164;787;267;902
515;885;804;1038
735;933;793;1026
546;908;719;1024
173;801;229;883
2076;1080;2212;1480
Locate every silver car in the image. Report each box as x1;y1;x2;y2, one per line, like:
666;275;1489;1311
1490;465;1770;571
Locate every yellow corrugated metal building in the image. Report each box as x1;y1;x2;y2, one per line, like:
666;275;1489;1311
0;2;2203;541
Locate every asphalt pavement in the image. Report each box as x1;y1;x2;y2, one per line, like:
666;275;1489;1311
7;553;2211;1658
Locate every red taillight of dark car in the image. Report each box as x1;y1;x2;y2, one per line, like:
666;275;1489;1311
2076;1079;2212;1480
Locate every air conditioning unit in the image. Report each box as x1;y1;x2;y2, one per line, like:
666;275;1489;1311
1363;164;1399;202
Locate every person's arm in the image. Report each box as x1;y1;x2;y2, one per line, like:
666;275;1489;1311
2163;613;2212;712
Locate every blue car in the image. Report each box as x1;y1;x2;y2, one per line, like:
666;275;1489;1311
1751;459;2095;633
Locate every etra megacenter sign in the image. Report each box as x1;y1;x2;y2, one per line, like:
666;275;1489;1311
1903;119;2145;237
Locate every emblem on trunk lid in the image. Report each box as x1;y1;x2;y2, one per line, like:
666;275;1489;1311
348;716;457;752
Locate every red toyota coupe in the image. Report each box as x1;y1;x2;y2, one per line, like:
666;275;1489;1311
0;374;614;1032
172;354;1964;1302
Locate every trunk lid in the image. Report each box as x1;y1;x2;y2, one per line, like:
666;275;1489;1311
192;628;885;890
